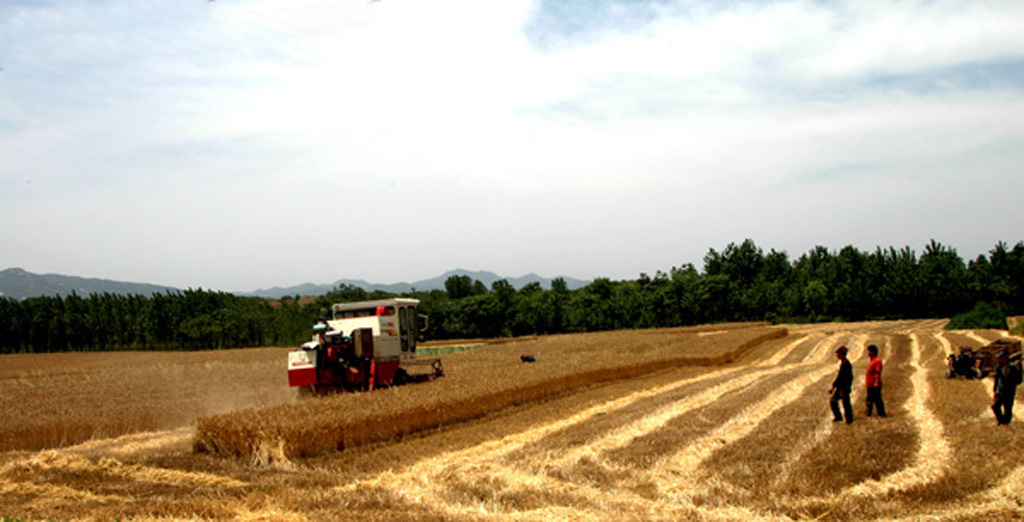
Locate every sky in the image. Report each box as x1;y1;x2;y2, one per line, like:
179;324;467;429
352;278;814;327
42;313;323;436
1;0;1022;292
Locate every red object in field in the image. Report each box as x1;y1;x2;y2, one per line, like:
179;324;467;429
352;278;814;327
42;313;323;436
288;350;317;387
374;358;400;386
287;331;441;394
287;298;444;395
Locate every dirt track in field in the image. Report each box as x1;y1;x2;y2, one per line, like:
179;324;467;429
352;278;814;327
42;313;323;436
2;320;1023;521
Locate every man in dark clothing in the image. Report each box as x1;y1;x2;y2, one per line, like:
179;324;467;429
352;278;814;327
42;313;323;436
992;351;1021;425
829;346;854;424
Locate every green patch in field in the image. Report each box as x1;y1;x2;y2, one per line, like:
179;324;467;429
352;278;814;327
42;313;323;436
947;303;1007;330
418;345;484;356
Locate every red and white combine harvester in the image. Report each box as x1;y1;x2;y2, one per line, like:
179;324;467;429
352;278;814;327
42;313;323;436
287;298;443;395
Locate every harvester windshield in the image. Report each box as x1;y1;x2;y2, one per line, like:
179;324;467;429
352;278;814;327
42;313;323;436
334;305;395;319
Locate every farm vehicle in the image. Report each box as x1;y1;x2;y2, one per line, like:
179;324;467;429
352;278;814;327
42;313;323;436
947;338;1021;379
287;298;443;395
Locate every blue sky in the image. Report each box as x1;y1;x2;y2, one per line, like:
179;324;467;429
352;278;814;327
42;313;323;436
1;0;1021;291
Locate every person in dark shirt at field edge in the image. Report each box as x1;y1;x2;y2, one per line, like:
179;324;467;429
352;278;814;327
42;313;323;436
992;351;1021;425
829;346;854;424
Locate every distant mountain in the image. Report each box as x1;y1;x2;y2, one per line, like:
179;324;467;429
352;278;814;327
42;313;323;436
240;278;412;299
241;269;591;299
0;267;591;301
0;268;179;300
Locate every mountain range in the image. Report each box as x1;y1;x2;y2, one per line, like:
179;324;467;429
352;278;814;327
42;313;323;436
0;267;590;300
0;268;179;300
241;269;590;298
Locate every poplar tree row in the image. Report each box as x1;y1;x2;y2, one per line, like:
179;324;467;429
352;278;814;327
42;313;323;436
0;290;311;353
419;239;1023;338
1;240;1021;353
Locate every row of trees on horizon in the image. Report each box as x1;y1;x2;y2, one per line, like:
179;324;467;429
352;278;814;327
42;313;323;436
1;239;1022;353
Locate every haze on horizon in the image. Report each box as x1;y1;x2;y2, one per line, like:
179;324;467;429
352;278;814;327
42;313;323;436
1;0;1022;293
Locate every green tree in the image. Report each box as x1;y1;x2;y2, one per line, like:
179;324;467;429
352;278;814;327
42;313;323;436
804;280;829;320
919;240;969;317
444;275;474;299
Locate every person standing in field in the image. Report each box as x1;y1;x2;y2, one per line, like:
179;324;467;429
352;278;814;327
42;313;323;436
865;344;886;417
829;346;854;424
992;351;1021;425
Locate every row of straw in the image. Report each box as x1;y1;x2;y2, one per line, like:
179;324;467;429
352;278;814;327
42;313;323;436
194;325;788;460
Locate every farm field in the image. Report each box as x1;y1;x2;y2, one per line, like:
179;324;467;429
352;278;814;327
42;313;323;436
0;347;296;452
2;320;1023;521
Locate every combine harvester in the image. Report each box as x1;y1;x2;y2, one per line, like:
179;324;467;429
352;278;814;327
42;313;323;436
287;298;443;395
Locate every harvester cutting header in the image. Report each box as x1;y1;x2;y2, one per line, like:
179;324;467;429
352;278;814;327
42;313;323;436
287;298;443;395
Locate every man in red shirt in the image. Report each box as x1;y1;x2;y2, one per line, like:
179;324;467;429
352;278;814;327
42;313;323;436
865;344;886;417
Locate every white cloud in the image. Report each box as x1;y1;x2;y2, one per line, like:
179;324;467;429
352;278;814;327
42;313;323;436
0;0;1021;289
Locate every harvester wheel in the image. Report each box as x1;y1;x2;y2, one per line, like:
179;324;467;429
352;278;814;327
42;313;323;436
394;368;409;385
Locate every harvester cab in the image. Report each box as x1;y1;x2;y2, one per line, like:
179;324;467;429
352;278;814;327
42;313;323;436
287;297;443;395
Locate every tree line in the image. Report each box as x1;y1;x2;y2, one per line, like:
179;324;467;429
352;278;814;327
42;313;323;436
1;239;1021;353
423;239;1023;338
0;289;302;353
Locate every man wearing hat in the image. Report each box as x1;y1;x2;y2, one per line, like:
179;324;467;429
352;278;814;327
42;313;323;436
829;346;854;424
865;344;886;417
992;351;1022;425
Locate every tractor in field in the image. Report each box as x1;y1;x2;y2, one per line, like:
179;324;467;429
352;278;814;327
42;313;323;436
947;338;1022;379
287;297;443;395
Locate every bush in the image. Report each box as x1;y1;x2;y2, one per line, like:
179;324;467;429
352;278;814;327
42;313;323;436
946;303;1008;330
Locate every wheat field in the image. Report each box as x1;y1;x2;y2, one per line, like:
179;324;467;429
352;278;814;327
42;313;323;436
2;320;1023;521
